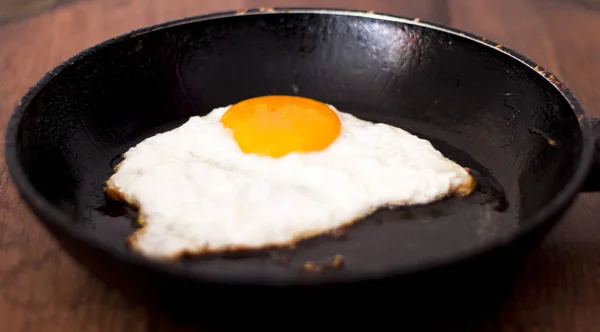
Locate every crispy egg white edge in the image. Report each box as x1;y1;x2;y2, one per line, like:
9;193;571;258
106;105;476;259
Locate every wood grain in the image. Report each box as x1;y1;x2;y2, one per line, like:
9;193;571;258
1;0;600;331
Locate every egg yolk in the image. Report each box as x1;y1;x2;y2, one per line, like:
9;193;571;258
220;95;341;158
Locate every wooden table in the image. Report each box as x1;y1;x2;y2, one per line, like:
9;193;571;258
1;0;600;330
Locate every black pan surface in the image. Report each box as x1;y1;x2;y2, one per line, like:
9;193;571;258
5;8;597;290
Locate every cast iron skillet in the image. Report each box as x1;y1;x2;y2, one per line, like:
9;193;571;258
5;7;600;328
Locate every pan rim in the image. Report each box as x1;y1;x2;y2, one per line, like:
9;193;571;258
4;7;595;287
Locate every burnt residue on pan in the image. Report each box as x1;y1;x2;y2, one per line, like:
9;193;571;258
300;254;345;273
529;127;558;147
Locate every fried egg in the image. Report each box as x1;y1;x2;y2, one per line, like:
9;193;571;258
106;95;476;260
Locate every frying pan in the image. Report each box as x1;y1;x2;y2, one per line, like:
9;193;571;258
5;7;600;329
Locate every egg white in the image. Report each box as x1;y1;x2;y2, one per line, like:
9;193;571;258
106;105;475;260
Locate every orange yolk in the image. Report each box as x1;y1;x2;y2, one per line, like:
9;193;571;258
220;95;341;158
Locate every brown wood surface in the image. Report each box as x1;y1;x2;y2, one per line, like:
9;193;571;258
1;0;600;331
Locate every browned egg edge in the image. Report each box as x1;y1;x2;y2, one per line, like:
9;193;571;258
104;166;477;261
453;168;477;197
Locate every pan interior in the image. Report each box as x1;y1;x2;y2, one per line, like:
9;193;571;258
14;12;582;279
